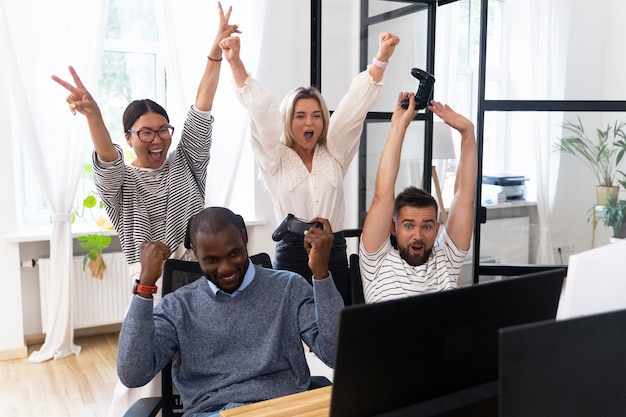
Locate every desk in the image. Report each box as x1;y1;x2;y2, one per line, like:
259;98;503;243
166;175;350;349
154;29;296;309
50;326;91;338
220;386;331;417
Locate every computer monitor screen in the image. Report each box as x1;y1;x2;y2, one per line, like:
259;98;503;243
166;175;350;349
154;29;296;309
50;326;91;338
329;268;566;417
499;308;626;417
556;239;626;320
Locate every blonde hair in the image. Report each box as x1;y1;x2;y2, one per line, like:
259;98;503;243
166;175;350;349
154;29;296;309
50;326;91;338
279;86;330;148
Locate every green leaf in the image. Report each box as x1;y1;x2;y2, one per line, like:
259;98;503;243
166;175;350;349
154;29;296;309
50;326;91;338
83;195;98;209
77;233;111;252
83;163;93;175
78;233;111;271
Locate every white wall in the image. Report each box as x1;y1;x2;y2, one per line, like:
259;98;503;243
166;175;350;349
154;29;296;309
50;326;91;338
550;0;626;255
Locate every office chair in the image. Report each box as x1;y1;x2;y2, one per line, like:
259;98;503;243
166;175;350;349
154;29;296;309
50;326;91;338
123;254;330;417
343;229;365;305
249;252;272;269
348;253;365;305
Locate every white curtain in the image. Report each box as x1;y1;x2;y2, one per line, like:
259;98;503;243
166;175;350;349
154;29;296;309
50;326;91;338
434;3;459;106
529;0;571;263
3;0;107;362
154;0;266;209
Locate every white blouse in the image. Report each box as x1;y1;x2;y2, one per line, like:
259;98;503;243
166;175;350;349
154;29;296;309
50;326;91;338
233;69;384;232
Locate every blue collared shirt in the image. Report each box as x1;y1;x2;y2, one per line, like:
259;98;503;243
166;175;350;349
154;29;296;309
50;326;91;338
207;259;255;297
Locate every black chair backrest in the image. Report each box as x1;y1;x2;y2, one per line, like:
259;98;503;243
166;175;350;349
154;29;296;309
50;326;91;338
250;252;273;269
342;229;363;306
161;259;204;417
349;254;365;305
162;259;204;295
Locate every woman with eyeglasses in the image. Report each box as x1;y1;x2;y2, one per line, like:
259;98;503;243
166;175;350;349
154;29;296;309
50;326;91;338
52;2;240;415
52;2;239;267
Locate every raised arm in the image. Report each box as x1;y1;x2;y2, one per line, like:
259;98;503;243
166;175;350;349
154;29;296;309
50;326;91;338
117;241;172;387
195;1;241;111
368;32;400;83
52;66;118;162
220;34;285;174
135;241;171;299
303;218;334;280
219;35;248;88
429;101;477;251
361;93;419;253
324;32;401;171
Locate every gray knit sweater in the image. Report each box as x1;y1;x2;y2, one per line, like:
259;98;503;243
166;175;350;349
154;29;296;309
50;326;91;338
117;263;344;416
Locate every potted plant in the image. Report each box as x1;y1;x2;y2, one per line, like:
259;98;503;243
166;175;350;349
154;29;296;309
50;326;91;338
73;163;113;279
554;117;626;205
76;193;113;279
591;193;626;241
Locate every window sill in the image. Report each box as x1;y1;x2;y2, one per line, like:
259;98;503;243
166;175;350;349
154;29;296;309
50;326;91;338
5;218;268;244
5;226;118;244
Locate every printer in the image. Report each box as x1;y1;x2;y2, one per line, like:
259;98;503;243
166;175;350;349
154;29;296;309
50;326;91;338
482;174;529;204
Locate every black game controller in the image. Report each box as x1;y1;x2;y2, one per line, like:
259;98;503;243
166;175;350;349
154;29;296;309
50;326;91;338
401;68;435;110
272;213;323;242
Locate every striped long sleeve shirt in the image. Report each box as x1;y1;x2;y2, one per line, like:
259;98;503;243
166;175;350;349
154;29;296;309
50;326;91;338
93;106;212;265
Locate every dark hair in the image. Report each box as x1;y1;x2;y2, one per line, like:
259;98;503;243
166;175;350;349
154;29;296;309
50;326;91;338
122;99;169;133
394;186;439;220
185;207;246;248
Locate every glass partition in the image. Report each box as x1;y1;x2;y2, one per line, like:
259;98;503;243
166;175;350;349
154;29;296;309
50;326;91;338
320;0;626;284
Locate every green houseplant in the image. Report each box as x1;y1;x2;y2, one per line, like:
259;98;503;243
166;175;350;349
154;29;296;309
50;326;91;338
73;163;113;279
592;193;626;240
76;193;112;279
554;117;626;205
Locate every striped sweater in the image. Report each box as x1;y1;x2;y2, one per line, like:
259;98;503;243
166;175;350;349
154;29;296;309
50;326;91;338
93;106;212;265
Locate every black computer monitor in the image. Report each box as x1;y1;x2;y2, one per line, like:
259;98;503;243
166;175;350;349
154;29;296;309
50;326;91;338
499;308;626;417
329;268;566;417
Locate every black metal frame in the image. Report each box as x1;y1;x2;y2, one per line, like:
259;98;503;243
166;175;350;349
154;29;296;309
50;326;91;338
356;0;438;227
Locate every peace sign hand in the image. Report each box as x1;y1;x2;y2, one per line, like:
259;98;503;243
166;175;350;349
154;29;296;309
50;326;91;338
51;65;100;117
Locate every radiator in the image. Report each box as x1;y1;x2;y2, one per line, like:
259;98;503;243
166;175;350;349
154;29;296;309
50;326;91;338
38;252;130;332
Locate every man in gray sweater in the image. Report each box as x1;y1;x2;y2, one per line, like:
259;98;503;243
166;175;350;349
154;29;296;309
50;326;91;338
117;206;344;417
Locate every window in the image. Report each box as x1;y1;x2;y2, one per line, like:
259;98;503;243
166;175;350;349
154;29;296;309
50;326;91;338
100;0;163;146
445;0;509;204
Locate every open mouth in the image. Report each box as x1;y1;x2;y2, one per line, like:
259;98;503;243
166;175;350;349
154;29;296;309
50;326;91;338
409;243;424;257
148;148;164;162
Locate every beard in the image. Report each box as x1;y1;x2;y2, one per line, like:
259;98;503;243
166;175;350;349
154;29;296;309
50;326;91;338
398;243;433;267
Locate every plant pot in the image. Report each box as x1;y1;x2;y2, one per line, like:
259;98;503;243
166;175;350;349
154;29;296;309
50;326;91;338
612;222;626;240
596;185;619;206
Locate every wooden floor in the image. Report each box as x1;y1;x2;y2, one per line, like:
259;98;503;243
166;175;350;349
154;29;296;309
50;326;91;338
0;332;333;417
0;332;119;417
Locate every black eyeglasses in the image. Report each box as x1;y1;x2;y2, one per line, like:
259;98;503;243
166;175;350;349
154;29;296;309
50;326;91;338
127;125;175;143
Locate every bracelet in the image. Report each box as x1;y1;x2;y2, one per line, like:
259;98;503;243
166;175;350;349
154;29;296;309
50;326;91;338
133;278;158;295
207;56;223;62
372;57;388;69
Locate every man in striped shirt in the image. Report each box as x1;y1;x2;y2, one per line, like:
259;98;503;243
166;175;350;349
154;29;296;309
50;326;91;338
359;93;478;303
